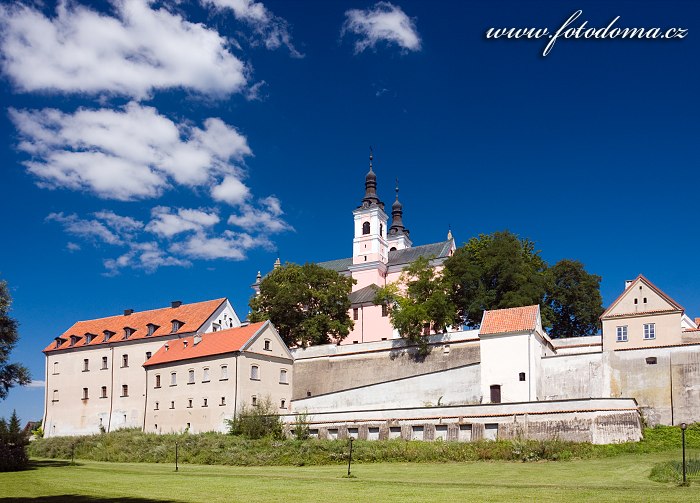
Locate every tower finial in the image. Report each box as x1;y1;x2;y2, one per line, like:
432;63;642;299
447;225;453;241
369;146;373;171
395;177;399;200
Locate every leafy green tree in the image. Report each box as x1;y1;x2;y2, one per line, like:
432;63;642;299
545;259;603;337
249;263;355;347
0;409;28;471
375;256;455;354
0;279;30;400
443;231;548;327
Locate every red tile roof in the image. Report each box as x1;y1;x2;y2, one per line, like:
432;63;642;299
479;305;540;335
143;321;267;367
44;298;227;353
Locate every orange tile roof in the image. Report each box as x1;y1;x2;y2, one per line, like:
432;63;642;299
479;305;540;335
143;321;267;367
44;298;227;353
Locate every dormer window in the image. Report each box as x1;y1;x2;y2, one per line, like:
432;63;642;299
123;327;135;339
171;320;182;333
85;333;96;344
54;338;63;349
69;335;80;347
147;324;159;337
103;330;115;342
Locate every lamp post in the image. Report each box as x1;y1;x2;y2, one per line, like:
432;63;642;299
347;437;354;477
680;423;687;484
175;441;179;472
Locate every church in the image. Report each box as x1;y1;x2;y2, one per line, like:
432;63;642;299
41;156;700;444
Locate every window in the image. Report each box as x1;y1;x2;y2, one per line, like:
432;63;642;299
69;335;79;347
85;333;95;344
187;399;193;408
101;386;107;398
121;385;129;397
155;375;161;388
220;396;226;406
212;323;220;332
170;401;175;409
353;308;358;321
203;398;208;407
646;357;658;365
381;304;388;317
122;354;129;368
519;372;526;382
82;388;89;400
362;222;370;235
279;369;288;384
220;365;228;380
104;330;115;342
644;323;656;340
390;246;397;252
188;369;195;384
170;372;177;386
634;298;638;305
147;323;158;336
145;351;152;361
643;297;648;304
202;367;210;382
123;327;133;339
251;395;258;406
616;326;628;342
280;399;286;409
171;320;181;333
490;384;501;404
250;365;259;380
53;362;59;374
52;390;59;402
186;423;191;430
102;356;108;370
83;359;89;371
154;401;159;410
379;223;383;236
264;339;271;351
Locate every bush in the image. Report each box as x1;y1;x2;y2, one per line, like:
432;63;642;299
226;397;284;440
292;411;310;440
0;410;29;471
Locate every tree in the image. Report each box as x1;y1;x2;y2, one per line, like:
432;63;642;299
0;279;30;400
374;256;456;354
544;259;603;337
0;409;29;471
249;263;355;347
226;397;284;440
443;231;548;327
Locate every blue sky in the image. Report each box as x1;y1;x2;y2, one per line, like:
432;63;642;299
0;1;698;423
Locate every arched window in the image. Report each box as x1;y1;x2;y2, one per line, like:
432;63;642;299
390;247;397;252
380;223;383;236
250;365;259;380
362;222;370;235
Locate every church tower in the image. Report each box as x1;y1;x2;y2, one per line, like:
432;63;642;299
387;179;412;251
352;150;389;266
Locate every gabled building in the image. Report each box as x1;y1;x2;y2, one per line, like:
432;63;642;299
43;298;240;436
143;320;293;434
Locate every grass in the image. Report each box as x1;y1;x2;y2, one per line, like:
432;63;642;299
0;454;699;502
27;424;700;466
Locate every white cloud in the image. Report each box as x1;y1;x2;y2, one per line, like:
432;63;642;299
145;207;220;238
211;175;251;205
203;0;302;58
10;103;252;201
48;205;287;273
228;196;292;233
0;0;247;99
342;2;421;53
170;230;269;260
66;242;81;252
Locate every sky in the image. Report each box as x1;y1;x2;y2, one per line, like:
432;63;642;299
0;0;698;423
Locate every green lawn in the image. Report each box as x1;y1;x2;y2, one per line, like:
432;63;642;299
0;453;698;503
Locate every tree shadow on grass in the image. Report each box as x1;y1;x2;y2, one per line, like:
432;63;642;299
0;497;182;503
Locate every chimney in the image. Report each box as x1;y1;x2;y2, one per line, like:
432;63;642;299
194;334;202;345
171;300;182;308
183;340;188;349
624;280;634;289
124;309;134;316
164;343;169;352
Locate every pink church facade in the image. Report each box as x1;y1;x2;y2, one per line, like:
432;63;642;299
316;153;456;344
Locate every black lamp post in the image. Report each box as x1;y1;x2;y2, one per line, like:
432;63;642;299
680;423;687;484
347;437;354;477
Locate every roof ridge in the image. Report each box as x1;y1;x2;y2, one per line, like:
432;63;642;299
73;297;227;324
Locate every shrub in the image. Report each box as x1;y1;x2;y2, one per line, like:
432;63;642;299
0;410;29;471
226;397;284;440
292;410;310;440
